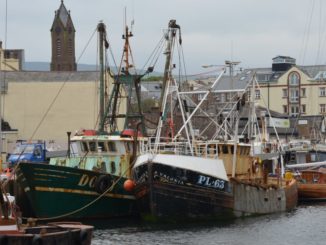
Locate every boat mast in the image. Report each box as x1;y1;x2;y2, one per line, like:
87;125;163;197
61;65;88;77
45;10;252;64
97;22;107;133
99;15;149;135
155;20;181;147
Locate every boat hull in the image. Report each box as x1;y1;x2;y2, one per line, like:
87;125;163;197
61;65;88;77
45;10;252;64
15;162;137;219
232;178;297;216
133;154;298;221
298;183;326;201
0;222;93;245
133;155;234;221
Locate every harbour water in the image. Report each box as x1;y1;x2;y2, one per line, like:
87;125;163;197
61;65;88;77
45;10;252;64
92;203;326;245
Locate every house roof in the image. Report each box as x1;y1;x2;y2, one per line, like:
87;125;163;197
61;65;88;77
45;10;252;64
0;71;99;82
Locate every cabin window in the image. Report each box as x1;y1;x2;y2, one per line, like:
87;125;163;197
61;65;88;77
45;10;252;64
89;141;97;152
110;161;116;174
108;142;117;152
100;161;107;172
246;148;250;155
239;147;243;155
222;145;228;154
81;142;88;152
125;142;130;152
98;141;106;152
230;145;234;154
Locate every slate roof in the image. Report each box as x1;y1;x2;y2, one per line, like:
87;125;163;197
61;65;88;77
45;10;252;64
58;1;70;27
0;71;99;82
51;0;75;31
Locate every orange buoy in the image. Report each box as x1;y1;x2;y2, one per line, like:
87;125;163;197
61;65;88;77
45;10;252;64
5;168;11;177
123;179;135;192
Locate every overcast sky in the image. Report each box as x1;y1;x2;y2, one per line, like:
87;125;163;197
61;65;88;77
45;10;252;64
1;0;325;74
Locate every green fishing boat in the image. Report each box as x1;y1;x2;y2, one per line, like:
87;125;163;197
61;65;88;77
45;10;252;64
15;21;149;220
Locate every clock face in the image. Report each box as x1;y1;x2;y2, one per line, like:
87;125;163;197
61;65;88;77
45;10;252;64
55;26;61;34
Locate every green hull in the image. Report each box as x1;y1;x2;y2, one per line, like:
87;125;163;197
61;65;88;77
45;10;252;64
16;162;137;219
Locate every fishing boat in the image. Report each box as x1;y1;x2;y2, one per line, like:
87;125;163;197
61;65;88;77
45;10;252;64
0;184;93;244
132;20;297;221
287;162;326;201
14;21;149;220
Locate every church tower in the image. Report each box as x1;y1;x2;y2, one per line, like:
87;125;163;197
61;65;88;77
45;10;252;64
50;0;76;71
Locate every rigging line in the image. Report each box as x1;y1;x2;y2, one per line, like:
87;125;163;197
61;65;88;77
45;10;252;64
315;0;326;66
301;0;316;65
180;44;188;82
29;27;98;141
1;0;8;135
176;42;185;85
105;33;118;73
141;35;165;72
254;79;283;147
145;35;165;67
314;0;322;65
298;0;314;64
128;42;137;74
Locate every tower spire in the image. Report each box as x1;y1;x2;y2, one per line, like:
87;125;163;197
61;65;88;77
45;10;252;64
50;0;76;71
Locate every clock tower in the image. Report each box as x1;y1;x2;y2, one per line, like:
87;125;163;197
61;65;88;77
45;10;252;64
50;0;76;71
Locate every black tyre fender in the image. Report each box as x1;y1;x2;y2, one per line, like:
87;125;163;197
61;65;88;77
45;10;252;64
32;234;43;245
94;175;112;194
79;229;88;244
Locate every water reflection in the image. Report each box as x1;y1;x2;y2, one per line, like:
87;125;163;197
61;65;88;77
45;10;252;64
92;203;326;245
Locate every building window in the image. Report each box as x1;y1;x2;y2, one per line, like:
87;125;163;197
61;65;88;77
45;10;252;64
247;91;251;100
255;90;261;99
282;89;288;98
215;94;220;101
320;104;326;114
68;39;73;56
56;38;61;57
221;94;225;103
289;72;299;86
290;105;299;116
283;105;288;113
290;89;299;102
301;104;306;114
198;94;206;101
301;88;306;97
319;87;326;97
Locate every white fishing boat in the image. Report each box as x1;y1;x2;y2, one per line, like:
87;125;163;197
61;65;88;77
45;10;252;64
132;20;297;221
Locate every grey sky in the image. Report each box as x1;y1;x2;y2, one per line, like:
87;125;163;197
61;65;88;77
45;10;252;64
0;0;324;74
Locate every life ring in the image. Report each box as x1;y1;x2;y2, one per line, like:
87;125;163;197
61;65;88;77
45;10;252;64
94;175;113;194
